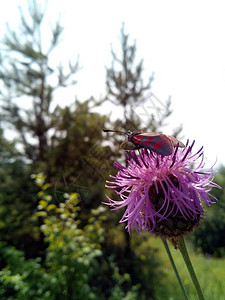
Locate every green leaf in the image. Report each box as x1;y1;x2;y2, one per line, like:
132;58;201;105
42;183;51;191
38;200;48;209
35;211;47;217
46;204;57;212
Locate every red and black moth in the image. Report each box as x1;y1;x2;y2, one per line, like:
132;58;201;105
103;129;185;156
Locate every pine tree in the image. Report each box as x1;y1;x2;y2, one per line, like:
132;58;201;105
0;0;79;162
105;23;173;132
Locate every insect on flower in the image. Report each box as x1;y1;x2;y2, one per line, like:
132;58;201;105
103;129;185;156
104;142;220;241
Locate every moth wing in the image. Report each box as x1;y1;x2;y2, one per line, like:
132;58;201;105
132;133;173;156
168;136;185;148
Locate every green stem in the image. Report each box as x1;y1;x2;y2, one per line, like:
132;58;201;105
177;237;205;300
162;239;189;300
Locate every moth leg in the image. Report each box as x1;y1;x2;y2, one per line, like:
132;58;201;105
120;141;142;151
120;140;130;151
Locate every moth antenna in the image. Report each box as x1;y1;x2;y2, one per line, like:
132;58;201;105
103;129;128;136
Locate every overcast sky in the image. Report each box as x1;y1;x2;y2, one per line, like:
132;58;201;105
1;0;225;168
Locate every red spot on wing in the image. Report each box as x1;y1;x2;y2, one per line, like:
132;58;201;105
133;135;143;140
133;135;153;141
153;141;166;150
132;138;143;144
133;134;153;142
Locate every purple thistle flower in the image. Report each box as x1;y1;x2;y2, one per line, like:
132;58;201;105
105;141;220;243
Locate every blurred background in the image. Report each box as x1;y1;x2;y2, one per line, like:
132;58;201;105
0;1;224;299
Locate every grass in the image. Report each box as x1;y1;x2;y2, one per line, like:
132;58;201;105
149;237;225;300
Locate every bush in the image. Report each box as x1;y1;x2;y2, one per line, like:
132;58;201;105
191;166;225;257
0;174;141;299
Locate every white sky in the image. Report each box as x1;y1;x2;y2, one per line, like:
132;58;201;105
1;0;225;168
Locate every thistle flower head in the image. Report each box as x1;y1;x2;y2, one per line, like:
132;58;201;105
105;141;220;244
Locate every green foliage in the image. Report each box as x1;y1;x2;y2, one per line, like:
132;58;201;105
49;99;110;186
151;237;225;300
34;173;105;299
0;128;18;162
0;174;142;299
0;126;41;257
108;263;140;300
0;160;38;249
0;243;51;300
190;166;225;257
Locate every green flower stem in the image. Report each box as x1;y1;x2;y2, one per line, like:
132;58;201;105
177;237;205;300
162;239;189;300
